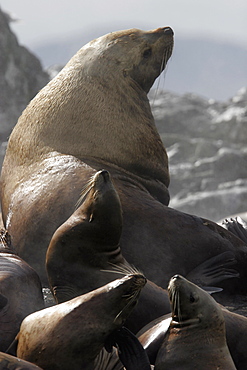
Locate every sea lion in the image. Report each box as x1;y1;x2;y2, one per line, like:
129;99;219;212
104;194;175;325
0;230;44;351
0;352;43;369
14;274;146;370
1;26;247;296
138;305;247;369
154;275;236;369
46;170;237;334
46;169;171;333
0;26;173;283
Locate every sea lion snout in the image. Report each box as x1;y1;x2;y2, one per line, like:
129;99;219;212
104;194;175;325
99;169;110;182
163;27;174;36
131;273;147;289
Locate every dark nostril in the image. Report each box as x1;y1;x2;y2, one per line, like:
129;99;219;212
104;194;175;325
100;169;110;181
173;274;180;279
163;27;174;36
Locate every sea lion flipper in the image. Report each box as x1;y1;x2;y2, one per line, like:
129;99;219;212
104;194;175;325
186;251;239;287
106;326;151;370
222;217;247;243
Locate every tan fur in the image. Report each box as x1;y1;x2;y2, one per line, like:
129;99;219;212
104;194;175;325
3;28;173;190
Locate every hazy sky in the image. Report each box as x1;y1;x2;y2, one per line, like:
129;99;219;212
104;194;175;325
1;0;247;50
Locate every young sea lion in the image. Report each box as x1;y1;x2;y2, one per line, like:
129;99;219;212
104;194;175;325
46;169;171;333
14;274;146;370
0;230;44;351
46;170;237;335
154;275;236;369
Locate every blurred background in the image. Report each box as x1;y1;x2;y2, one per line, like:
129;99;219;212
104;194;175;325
0;0;246;221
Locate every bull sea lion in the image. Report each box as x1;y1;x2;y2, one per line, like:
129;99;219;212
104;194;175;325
0;230;44;351
1;26;247;296
14;274;146;370
0;27;173;283
154;275;236;369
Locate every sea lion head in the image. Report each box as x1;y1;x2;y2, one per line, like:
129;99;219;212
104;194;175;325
99;273;147;328
46;169;125;301
168;275;225;330
75;169;123;245
76;26;174;93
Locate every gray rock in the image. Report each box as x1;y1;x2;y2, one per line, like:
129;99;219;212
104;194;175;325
0;7;49;142
150;88;247;221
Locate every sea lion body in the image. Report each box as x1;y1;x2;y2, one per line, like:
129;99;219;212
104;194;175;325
16;274;146;370
155;275;236;369
0;231;44;351
1;27;247;293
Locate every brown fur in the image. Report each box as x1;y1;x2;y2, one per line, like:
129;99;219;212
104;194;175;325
2;27;172;204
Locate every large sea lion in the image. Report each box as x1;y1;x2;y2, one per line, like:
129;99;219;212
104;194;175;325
0;26;173;283
154;275;236;369
0;230;44;351
14;274;146;370
1;26;247;295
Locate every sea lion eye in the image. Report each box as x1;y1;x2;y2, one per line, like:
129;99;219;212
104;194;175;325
143;48;152;58
190;293;195;303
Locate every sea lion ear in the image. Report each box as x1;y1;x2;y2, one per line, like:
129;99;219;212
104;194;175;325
0;294;8;310
123;69;129;77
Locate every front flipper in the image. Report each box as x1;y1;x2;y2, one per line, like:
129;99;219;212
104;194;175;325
222;217;247;244
105;326;151;370
186;251;239;287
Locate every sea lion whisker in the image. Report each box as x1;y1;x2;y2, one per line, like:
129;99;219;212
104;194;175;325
100;269;127;276
114;290;139;322
177;293;183;323
74;173;97;210
106;262;142;276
